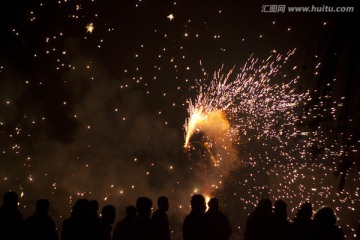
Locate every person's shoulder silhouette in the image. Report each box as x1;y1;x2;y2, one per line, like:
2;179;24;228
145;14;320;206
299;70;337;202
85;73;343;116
272;199;291;240
0;191;25;240
88;200;102;240
152;196;171;240
113;205;137;240
244;198;273;240
100;205;116;240
183;194;207;240
313;206;345;240
204;198;232;240
25;198;58;240
134;197;153;240
89;200;101;221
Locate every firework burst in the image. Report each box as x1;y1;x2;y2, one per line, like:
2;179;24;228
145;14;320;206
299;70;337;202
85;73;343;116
184;49;311;163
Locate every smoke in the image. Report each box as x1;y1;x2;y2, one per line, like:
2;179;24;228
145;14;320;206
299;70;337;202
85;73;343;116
0;48;199;235
184;109;240;197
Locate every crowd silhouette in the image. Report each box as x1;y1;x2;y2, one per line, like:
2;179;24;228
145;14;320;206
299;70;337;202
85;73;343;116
0;191;354;240
244;198;346;240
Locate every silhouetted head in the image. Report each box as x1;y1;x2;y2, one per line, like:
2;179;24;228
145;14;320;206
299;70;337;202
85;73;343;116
36;199;50;214
72;199;90;217
208;198;219;211
125;205;137;220
190;194;206;214
297;202;312;219
257;198;272;214
274;199;287;219
136;197;152;218
314;206;337;226
157;196;169;212
3;191;19;210
101;205;116;224
89;200;99;214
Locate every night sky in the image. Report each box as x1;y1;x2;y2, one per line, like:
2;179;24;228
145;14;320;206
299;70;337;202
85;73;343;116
0;0;359;239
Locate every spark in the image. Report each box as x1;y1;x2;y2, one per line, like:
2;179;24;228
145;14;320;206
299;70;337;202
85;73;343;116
86;23;94;33
167;14;175;21
204;194;211;211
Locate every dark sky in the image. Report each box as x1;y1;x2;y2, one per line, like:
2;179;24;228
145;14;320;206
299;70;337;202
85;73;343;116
0;0;359;239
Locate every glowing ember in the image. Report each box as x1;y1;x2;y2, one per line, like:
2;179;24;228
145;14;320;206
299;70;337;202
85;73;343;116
85;23;94;33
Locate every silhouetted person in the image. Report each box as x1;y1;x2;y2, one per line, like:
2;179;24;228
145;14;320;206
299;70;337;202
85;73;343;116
313;206;345;240
100;205;116;240
244;198;273;240
356;221;360;240
183;194;207;240
292;202;314;240
272;200;291;240
113;205;137;240
134;197;153;240
204;198;232;240
61;199;91;240
0;191;25;240
152;196;171;240
25;199;58;240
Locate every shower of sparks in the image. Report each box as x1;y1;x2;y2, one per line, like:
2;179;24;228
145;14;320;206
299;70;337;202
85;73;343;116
184;49;307;156
183;49;358;207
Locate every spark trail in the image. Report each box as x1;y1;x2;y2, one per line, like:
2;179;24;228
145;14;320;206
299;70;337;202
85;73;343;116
182;49;319;199
183;47;359;209
184;49;309;160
